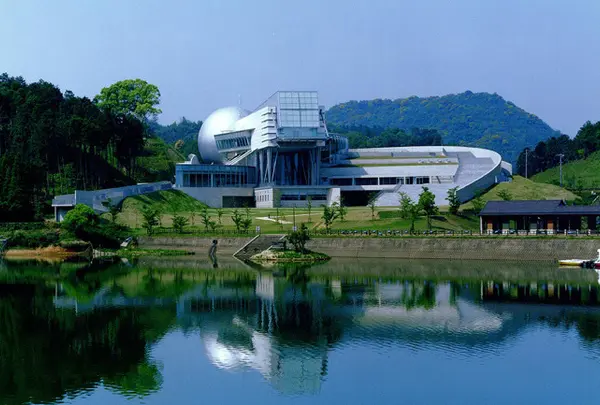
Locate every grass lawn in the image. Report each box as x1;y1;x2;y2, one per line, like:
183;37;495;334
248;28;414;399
461;176;577;210
532;151;600;189
114;196;480;234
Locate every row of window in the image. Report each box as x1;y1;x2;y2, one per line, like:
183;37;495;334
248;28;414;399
280;194;327;201
182;173;253;187
216;136;250;150
329;176;432;186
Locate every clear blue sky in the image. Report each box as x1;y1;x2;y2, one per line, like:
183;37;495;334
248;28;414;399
2;0;599;135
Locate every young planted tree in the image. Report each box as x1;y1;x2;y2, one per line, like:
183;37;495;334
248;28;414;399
189;211;196;227
241;206;252;233
287;223;310;253
141;207;159;235
418;186;439;230
231;209;244;233
199;207;214;232
307;196;313;223
322;203;339;233
368;193;378;220
172;214;189;234
338;197;348;222
446;187;461;215
216;208;224;225
398;192;420;232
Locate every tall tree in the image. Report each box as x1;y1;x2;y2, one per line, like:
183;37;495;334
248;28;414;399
94;79;162;123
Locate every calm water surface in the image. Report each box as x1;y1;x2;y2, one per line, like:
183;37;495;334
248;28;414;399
1;257;600;405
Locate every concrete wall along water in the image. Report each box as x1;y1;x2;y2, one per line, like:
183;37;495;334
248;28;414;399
139;236;600;262
138;236;254;254
306;237;600;262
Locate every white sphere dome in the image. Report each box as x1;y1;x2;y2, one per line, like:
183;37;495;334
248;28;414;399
198;106;249;163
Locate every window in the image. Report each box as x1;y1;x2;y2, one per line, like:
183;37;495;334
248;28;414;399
379;177;399;185
355;177;378;186
405;177;414;185
416;176;430;184
331;178;353;186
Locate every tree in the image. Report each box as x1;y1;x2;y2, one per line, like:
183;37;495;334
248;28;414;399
189;211;196;226
471;195;486;214
398;192;421;232
241;206;252;233
62;204;100;235
94;79;162;122
287;223;310;253
102;198;120;223
231;209;244;233
141;207;159;235
418;187;439;229
322;203;339;233
199;207;214;232
446;187;460;215
306;196;313;223
368;193;378;220
216;208;224;225
172;214;188;234
497;189;513;201
337;197;348;222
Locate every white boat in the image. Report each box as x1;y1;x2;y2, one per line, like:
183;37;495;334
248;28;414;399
558;259;587;267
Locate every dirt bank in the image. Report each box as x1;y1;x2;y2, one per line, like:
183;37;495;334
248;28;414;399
5;246;82;258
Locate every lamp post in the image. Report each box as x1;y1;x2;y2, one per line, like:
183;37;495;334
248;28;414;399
557;154;564;187
293;205;296;230
525;148;529;179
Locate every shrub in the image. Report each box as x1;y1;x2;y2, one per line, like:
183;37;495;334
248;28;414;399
62;205;99;234
287;224;310;253
9;230;60;248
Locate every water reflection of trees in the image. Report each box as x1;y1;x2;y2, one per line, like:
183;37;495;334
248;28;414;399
0;283;175;405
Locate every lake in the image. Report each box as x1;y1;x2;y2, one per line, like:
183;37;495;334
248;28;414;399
1;256;600;405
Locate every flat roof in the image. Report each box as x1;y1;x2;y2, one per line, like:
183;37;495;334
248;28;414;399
479;200;600;216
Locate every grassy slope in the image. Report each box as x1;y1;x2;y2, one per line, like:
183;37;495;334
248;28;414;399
461;176;577;209
121;190;207;215
532;151;600;189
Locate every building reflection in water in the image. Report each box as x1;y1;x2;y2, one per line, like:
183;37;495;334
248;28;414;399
49;266;600;396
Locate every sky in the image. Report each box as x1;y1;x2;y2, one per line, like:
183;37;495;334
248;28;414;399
1;0;599;135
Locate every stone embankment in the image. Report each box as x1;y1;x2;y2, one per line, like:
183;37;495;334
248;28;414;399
138;236;600;262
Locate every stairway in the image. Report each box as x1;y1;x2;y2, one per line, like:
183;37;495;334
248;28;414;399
233;234;285;261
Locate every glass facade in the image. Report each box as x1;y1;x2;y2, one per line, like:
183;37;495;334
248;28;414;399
175;164;256;188
277;91;320;128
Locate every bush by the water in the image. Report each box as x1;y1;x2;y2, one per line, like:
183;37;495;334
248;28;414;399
8;230;60;248
62;204;130;248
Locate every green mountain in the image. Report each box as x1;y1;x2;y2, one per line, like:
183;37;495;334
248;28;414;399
149;118;201;158
326;91;560;163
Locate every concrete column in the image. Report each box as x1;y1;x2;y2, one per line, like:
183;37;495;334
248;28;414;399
258;150;264;185
316;148;321;185
267;148;272;184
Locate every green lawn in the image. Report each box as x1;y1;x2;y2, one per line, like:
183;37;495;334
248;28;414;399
532;151;600;189
461;176;577;209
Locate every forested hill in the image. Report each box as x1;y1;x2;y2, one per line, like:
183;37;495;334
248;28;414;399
326;91;560;163
149;118;202;157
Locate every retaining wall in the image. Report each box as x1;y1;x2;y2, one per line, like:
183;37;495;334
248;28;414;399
306;237;600;262
138;236;600;262
137;236;253;254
